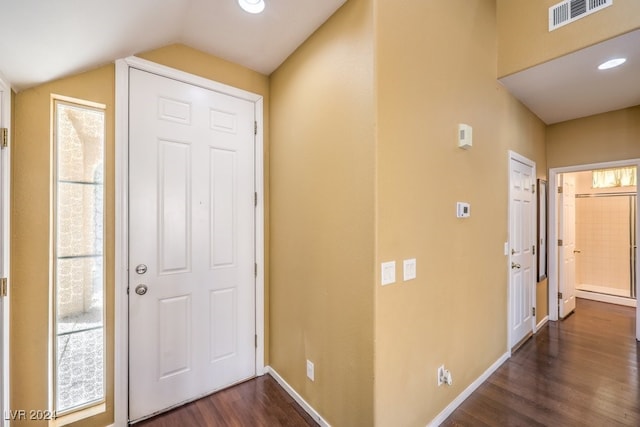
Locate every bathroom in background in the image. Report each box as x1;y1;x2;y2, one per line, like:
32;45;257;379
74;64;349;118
567;167;637;305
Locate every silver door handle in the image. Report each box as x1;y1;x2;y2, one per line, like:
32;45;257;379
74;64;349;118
135;284;148;296
511;262;521;269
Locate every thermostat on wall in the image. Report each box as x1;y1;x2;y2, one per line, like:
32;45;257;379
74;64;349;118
458;124;472;149
456;202;470;218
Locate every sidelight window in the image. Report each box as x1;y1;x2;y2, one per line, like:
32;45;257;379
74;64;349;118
52;98;105;415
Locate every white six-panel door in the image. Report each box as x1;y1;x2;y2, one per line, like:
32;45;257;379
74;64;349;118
128;69;256;422
509;155;535;348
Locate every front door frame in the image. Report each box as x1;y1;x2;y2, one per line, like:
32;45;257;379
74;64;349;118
114;57;265;425
0;75;11;427
548;159;639;341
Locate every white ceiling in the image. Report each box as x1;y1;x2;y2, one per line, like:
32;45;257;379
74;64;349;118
0;0;347;91
1;1;638;125
500;29;640;125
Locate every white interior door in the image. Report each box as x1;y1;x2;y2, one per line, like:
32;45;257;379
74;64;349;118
558;174;576;318
128;69;256;422
509;155;535;348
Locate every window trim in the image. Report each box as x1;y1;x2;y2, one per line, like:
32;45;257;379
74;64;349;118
50;95;107;419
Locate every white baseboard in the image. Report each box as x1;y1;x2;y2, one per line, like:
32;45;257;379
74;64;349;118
266;366;331;427
576;290;636;307
536;316;549;331
426;352;510;427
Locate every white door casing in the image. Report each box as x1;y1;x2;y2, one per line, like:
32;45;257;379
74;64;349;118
128;68;256;421
509;152;536;349
0;77;10;427
558;174;576;318
548;161;639;340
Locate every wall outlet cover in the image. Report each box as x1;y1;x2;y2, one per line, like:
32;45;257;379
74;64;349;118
306;360;315;381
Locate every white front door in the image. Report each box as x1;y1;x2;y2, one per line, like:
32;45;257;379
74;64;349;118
558;173;576;318
509;155;535;348
128;69;256;422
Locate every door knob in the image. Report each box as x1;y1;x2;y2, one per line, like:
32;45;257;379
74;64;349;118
135;264;148;274
135;284;148;296
511;262;521;269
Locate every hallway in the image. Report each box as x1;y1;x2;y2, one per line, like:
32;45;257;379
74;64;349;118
443;299;639;426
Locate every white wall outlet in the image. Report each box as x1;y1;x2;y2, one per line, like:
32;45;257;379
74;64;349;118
437;365;445;386
403;258;416;281
437;365;453;386
306;360;315;381
381;261;396;286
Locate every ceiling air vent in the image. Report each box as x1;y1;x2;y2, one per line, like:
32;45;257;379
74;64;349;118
549;0;612;31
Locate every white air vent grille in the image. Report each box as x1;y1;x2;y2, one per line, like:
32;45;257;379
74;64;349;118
549;0;612;31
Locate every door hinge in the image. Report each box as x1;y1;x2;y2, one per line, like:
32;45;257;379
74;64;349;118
532;184;536;194
254;121;257;135
0;278;6;297
0;128;8;148
558;186;563;194
558;239;564;246
558;292;563;299
532;307;536;316
255;263;257;277
532;245;536;255
255;334;258;348
255;192;258;207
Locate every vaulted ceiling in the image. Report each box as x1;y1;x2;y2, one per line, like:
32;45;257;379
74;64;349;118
0;0;347;91
1;1;638;125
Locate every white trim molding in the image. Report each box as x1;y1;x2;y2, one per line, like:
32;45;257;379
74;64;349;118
427;352;510;427
115;56;266;425
266;367;331;427
0;75;11;427
536;315;549;331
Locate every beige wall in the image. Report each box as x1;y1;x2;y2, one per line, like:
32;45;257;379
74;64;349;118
12;65;115;427
497;0;640;77
375;0;546;425
547;106;640;169
11;45;268;427
269;0;375;425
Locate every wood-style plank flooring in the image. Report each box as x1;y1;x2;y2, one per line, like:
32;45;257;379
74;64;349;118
443;298;640;426
135;375;319;427
135;299;637;426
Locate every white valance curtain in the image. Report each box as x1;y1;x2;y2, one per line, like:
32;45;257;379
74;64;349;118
592;167;637;189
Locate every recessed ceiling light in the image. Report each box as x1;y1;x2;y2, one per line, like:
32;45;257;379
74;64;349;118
238;0;265;14
598;58;627;70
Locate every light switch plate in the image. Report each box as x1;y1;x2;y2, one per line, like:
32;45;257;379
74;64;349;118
381;261;396;286
403;258;417;281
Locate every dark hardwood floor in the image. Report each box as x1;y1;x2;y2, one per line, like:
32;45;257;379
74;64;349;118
135;299;637;427
134;375;319;427
443;298;640;426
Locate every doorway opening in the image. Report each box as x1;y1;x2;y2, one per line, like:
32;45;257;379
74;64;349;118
548;160;640;341
114;57;266;426
565;168;636;306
